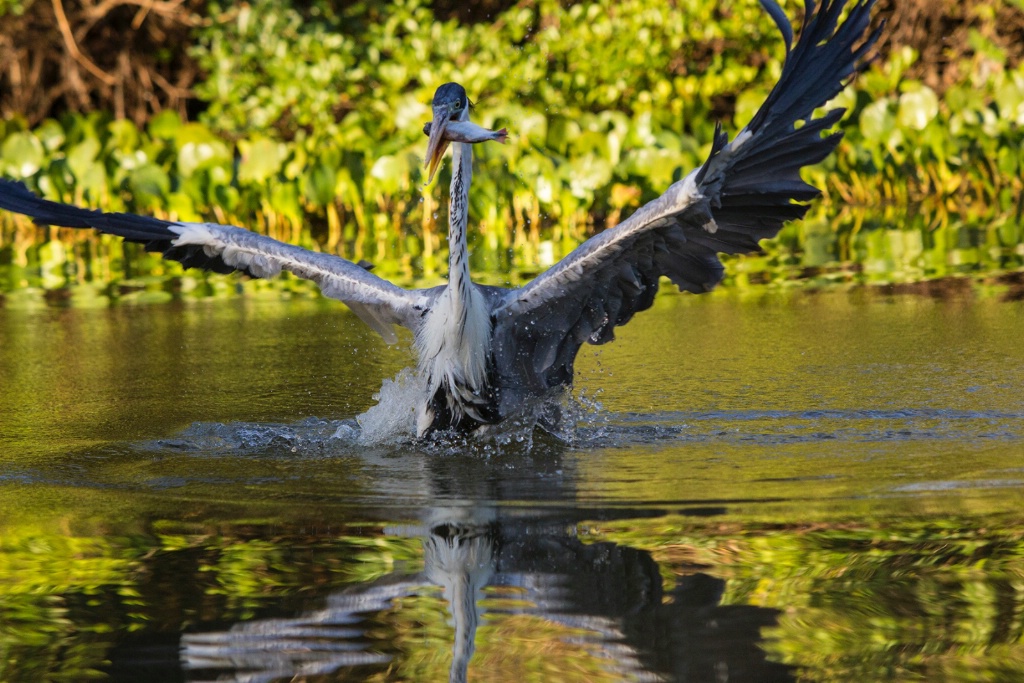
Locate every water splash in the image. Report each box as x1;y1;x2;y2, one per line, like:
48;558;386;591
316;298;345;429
414;387;606;456
353;367;608;452
134;401;1024;462
355;368;425;445
127;373;608;461
152;417;360;457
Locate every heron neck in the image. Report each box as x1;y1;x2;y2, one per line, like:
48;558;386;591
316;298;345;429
448;141;472;294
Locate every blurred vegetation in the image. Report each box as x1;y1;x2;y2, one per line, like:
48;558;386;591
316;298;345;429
1;0;1024;300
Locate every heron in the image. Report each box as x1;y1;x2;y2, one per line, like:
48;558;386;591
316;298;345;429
0;0;878;439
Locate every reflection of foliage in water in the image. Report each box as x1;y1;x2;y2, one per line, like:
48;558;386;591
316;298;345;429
4;502;1024;680
0;516;424;682
0;528;143;680
591;514;1024;681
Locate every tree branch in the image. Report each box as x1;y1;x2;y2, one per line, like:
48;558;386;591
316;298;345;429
51;0;116;85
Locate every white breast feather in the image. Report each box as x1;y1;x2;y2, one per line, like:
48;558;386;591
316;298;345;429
415;285;491;430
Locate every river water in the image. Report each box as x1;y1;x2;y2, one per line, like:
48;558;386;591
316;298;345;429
1;287;1024;682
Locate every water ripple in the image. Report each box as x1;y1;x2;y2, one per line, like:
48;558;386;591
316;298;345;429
122;406;1024;459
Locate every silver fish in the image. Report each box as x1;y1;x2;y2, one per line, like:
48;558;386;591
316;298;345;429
422;120;508;145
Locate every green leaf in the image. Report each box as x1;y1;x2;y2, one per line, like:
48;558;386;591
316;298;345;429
35;120;66;153
107;120;141;153
2;132;44;178
997;147;1018;177
269;181;302;224
995;74;1024;125
213;184;240;213
77;161;108;198
547;116;581;156
165;192;199;221
302;162;337;206
859;99;895;142
369;154;406;196
897;87;939;131
565;154;612;198
148;110;182;140
67;138;101;181
624;147;685;190
238;138;285;184
129;163;171;204
174;123;231;178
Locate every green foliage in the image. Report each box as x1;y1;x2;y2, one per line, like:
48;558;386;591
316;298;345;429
1;0;1024;297
0;0;29;16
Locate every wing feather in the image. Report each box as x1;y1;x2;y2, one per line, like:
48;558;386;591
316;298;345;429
0;180;427;340
491;0;879;393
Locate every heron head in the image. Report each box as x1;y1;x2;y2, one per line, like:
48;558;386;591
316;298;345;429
424;82;470;184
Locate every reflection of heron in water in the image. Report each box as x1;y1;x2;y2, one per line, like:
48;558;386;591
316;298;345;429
0;0;877;438
174;436;794;682
170;389;796;681
180;506;792;683
421;515;495;681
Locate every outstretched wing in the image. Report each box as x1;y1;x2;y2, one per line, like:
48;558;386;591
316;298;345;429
491;0;879;391
0;180;426;342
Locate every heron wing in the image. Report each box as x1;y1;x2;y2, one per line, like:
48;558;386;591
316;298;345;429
0;180;427;342
493;0;878;387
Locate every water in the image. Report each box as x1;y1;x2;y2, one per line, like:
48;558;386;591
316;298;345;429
2;288;1024;682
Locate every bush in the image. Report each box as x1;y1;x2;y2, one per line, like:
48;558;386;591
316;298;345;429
1;0;1024;298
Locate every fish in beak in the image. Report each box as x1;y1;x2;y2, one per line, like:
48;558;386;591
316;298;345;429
424;82;508;184
423;115;510;184
424;102;455;185
423;120;508;146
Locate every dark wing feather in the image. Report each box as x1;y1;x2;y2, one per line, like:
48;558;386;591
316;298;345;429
0;180;427;340
491;0;879;392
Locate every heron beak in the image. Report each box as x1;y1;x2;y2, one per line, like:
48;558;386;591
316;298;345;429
424;105;453;184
